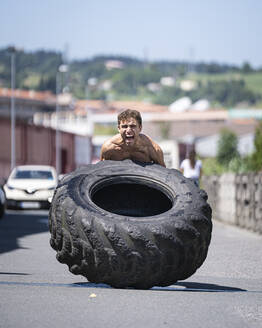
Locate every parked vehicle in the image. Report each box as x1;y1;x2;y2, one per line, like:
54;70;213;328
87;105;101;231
0;186;5;218
4;165;58;210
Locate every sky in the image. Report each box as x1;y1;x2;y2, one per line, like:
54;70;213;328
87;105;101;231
1;0;262;67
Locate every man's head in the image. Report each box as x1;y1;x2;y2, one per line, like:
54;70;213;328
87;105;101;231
117;109;142;146
117;109;142;128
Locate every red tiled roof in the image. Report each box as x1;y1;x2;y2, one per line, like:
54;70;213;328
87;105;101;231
74;100;110;116
108;100;168;113
74;99;168;115
0;88;56;103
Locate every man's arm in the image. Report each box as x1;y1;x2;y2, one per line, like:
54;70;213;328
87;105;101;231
145;136;166;167
153;144;166;167
100;140;112;161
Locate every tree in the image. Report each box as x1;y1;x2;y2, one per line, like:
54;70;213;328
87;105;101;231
241;61;253;74
38;74;56;92
217;128;239;166
153;86;184;105
250;121;262;171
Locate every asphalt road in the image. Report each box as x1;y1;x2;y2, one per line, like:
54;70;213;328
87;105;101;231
0;210;261;328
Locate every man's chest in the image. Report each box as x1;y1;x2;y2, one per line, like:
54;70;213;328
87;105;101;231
111;147;152;162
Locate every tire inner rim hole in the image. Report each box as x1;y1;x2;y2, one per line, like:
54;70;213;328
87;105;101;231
91;182;173;217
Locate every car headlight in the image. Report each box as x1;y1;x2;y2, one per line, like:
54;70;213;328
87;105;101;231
6;185;15;190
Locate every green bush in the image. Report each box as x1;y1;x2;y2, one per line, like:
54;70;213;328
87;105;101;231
203;125;262;175
249;121;262;171
202;124;262;175
217;128;239;166
202;158;226;176
227;156;253;173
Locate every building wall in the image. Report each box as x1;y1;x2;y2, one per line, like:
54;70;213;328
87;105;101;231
25;125;54;164
75;136;92;167
0;118;81;181
143;120;257;141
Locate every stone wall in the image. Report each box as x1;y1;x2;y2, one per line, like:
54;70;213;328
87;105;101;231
202;173;262;234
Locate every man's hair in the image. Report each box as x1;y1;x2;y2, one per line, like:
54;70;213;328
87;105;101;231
118;109;142;127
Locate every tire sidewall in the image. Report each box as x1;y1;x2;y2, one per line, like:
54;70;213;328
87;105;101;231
64;159;205;225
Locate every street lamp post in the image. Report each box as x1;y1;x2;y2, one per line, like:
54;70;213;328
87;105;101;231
55;72;61;176
55;64;68;176
9;47;16;171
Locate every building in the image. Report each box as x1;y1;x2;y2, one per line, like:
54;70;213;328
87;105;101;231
34;97;258;164
0;88;56;121
1;87;258;176
0;88;91;180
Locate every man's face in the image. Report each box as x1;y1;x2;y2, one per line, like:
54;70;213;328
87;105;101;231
118;117;142;146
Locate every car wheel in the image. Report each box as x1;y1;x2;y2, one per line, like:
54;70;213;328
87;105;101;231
0;206;4;219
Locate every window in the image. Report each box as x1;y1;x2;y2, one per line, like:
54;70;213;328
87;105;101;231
14;170;53;180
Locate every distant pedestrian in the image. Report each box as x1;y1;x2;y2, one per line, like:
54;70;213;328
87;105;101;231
180;149;202;186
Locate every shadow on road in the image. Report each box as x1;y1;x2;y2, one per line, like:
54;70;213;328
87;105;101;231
71;281;247;293
0;280;251;293
172;281;247;292
0;210;49;254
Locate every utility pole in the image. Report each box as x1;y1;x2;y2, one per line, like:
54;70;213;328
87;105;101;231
56;64;68;176
9;46;16;171
55;71;61;176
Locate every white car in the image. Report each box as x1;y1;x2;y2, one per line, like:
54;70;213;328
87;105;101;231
4;165;58;210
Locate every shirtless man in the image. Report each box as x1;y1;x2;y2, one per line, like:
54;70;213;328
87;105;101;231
100;109;166;167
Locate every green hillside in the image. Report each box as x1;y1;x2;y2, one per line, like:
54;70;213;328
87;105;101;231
0;47;261;107
188;72;262;97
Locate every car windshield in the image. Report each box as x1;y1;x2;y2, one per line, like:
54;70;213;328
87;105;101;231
13;170;54;180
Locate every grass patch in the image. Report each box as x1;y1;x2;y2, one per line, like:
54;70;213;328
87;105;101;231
23;73;41;89
188;72;262;97
94;124;118;135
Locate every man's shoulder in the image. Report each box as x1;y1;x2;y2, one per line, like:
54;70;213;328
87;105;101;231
100;134;125;160
103;134;121;147
140;134;162;150
101;134;122;154
139;133;154;145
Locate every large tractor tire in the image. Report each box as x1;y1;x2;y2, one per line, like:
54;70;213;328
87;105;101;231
49;160;212;289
